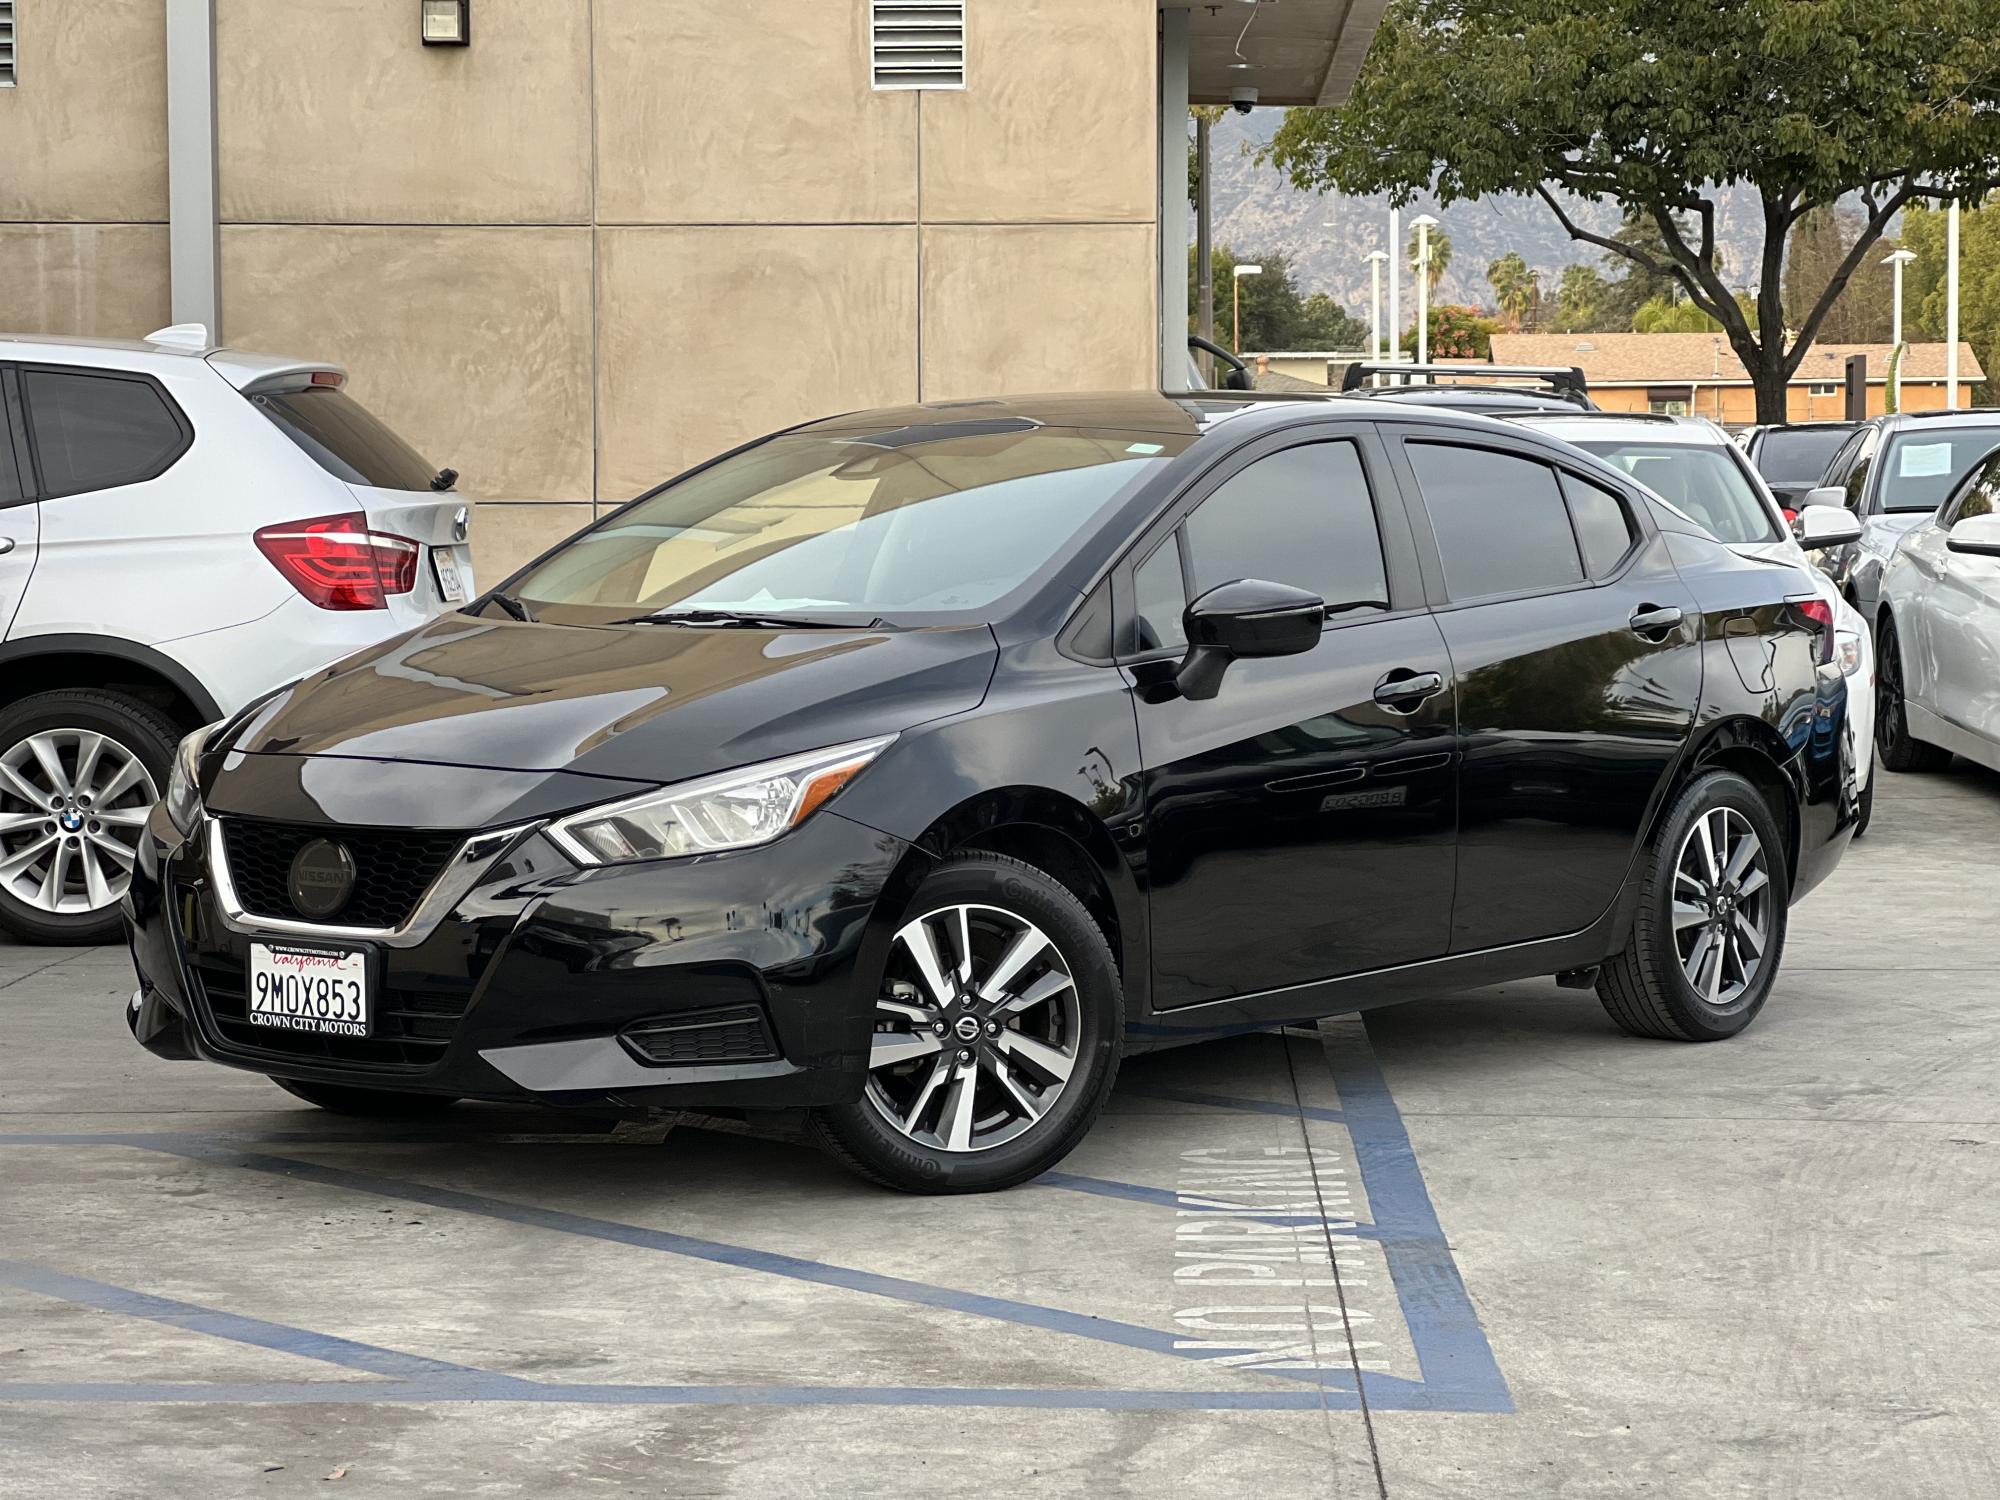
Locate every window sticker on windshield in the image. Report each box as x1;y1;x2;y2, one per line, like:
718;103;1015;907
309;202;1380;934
1900;443;1954;478
1126;443;1165;455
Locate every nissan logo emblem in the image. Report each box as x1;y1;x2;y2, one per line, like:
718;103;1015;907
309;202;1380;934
288;839;357;920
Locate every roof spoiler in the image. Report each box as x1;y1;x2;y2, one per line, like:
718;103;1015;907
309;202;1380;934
1340;362;1593;404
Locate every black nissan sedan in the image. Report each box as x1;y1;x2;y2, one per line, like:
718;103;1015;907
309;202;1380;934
126;393;1856;1193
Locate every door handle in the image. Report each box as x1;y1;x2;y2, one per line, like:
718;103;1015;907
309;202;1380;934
1373;669;1444;712
1629;604;1685;640
0;537;14;555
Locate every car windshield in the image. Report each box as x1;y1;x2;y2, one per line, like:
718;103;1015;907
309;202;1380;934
1571;440;1782;545
509;422;1189;624
1756;427;1852;486
1878;428;2000;513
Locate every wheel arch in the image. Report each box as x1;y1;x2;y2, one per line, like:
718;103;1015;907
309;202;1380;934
1670;718;1803;883
0;635;219;730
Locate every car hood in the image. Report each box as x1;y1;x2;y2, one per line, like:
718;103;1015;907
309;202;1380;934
227;613;999;786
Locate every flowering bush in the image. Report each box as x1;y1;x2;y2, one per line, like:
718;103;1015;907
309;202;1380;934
1400;305;1499;360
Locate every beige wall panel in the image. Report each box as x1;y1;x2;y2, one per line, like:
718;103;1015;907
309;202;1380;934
217;0;591;224
469;502;594;582
922;224;1155;399
0;225;170;338
0;1;167;221
596;226;919;499
595;0;917;225
222;226;594;500
920;0;1156;224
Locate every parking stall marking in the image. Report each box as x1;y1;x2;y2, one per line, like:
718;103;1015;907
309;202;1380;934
0;1015;1509;1413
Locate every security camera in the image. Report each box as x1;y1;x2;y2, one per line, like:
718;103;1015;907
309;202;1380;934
1229;86;1259;115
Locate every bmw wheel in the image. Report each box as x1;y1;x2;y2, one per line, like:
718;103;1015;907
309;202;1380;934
0;690;180;945
808;853;1123;1193
1875;616;1951;774
1596;770;1790;1042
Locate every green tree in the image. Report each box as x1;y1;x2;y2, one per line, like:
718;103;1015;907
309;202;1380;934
1900;199;2000;403
1598;212;1688;328
1409;227;1452;295
1487;252;1540;332
1783;206;1894;343
1263;0;2000;423
1552;264;1609;332
1189;246;1359;351
1297;292;1370;349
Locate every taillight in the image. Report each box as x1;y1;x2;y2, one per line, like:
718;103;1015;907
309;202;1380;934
1791;597;1836;665
254;512;419;610
1781;506;1799;526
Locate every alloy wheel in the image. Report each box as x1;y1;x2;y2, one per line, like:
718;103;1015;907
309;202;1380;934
1876;627;1906;752
1670;806;1771;1008
0;729;158;915
864;902;1081;1154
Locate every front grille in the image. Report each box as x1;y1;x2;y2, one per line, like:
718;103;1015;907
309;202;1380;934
620;1005;780;1066
191;954;472;1071
220;820;464;929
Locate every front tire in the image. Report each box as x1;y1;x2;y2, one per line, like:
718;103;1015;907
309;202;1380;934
273;1078;459;1116
808;853;1123;1194
1875;617;1951;773
0;689;181;945
1596;770;1790;1042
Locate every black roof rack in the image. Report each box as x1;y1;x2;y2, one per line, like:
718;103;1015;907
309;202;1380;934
1339;362;1594;408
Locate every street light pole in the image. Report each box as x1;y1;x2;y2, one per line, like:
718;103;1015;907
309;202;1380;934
1410;214;1439;370
1947;201;1961;410
1387;207;1402;374
1365;250;1387;367
1884;248;1916;411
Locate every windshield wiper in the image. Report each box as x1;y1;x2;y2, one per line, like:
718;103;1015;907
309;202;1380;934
483;591;538;622
615;608;877;630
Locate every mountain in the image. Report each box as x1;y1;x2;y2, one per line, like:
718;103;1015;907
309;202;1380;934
1204;112;1768;326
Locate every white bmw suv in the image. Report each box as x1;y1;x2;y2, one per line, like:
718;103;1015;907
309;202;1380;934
0;324;476;943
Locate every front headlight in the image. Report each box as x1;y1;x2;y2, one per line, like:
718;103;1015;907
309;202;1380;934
545;735;896;866
164;726;214;837
1834;628;1864;678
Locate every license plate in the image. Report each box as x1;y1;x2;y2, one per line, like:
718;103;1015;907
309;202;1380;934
247;943;371;1037
432;546;467;604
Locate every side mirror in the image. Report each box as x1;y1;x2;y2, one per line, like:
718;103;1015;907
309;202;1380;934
1801;485;1848;511
1223;366;1254;392
1797;504;1863;550
1946;513;2000;557
1175;579;1324;701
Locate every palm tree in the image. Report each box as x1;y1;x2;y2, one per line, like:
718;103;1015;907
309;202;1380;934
1410;227;1453;296
1487;252;1540;332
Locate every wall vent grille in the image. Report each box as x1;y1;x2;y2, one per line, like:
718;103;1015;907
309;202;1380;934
870;2;964;90
1;4;16;87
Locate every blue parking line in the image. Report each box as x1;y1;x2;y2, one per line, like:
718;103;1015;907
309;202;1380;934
0;1259;521;1388
1315;1023;1513;1413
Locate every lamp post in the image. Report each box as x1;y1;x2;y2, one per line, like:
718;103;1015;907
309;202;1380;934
1387;207;1402;373
1410;214;1439;370
1365;249;1388;370
1947;201;1961;410
1884;248;1916;411
1232;263;1263;355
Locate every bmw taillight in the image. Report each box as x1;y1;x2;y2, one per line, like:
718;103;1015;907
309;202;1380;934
254;512;419;610
1790;597;1836;665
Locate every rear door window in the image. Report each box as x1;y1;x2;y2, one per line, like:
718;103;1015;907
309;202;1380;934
251;387;438;492
1406;442;1583;601
20;369;190;497
1561;474;1639;578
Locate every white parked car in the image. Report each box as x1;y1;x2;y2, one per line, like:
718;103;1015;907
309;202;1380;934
0;324;475;943
1511;412;1877;830
1876;446;2000;775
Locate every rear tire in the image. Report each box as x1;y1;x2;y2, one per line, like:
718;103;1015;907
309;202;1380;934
0;689;182;945
1875;617;1951;773
1596;770;1790;1042
273;1078;459;1116
808;853;1123;1194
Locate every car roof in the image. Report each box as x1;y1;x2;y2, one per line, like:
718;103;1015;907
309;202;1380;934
1340;386;1588;415
0;326;342;389
1507;411;1734;447
1870;407;2000;432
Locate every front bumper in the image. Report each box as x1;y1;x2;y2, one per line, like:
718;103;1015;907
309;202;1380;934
125;801;919;1111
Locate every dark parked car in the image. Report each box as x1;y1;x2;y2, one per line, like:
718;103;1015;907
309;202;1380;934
126;394;1856;1193
1739;421;1860;511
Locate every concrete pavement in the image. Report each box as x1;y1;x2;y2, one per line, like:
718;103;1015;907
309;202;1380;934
2;764;1997;1497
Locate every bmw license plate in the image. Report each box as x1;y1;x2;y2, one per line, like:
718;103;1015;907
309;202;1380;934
432;546;467;604
247;943;371;1037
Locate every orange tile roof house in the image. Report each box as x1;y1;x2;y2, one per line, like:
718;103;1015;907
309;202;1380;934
1489;333;1985;424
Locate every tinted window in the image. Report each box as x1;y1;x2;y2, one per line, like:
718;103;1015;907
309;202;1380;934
1754;427;1853;486
1132;536;1189;651
513;424;1191;623
252;387;438;492
1408;443;1582;600
1843;450;1872;511
1182;441;1388;609
1570;440;1782;545
22;371;187;497
1878;429;2000;513
1948;454;2000;524
1562;474;1638;577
